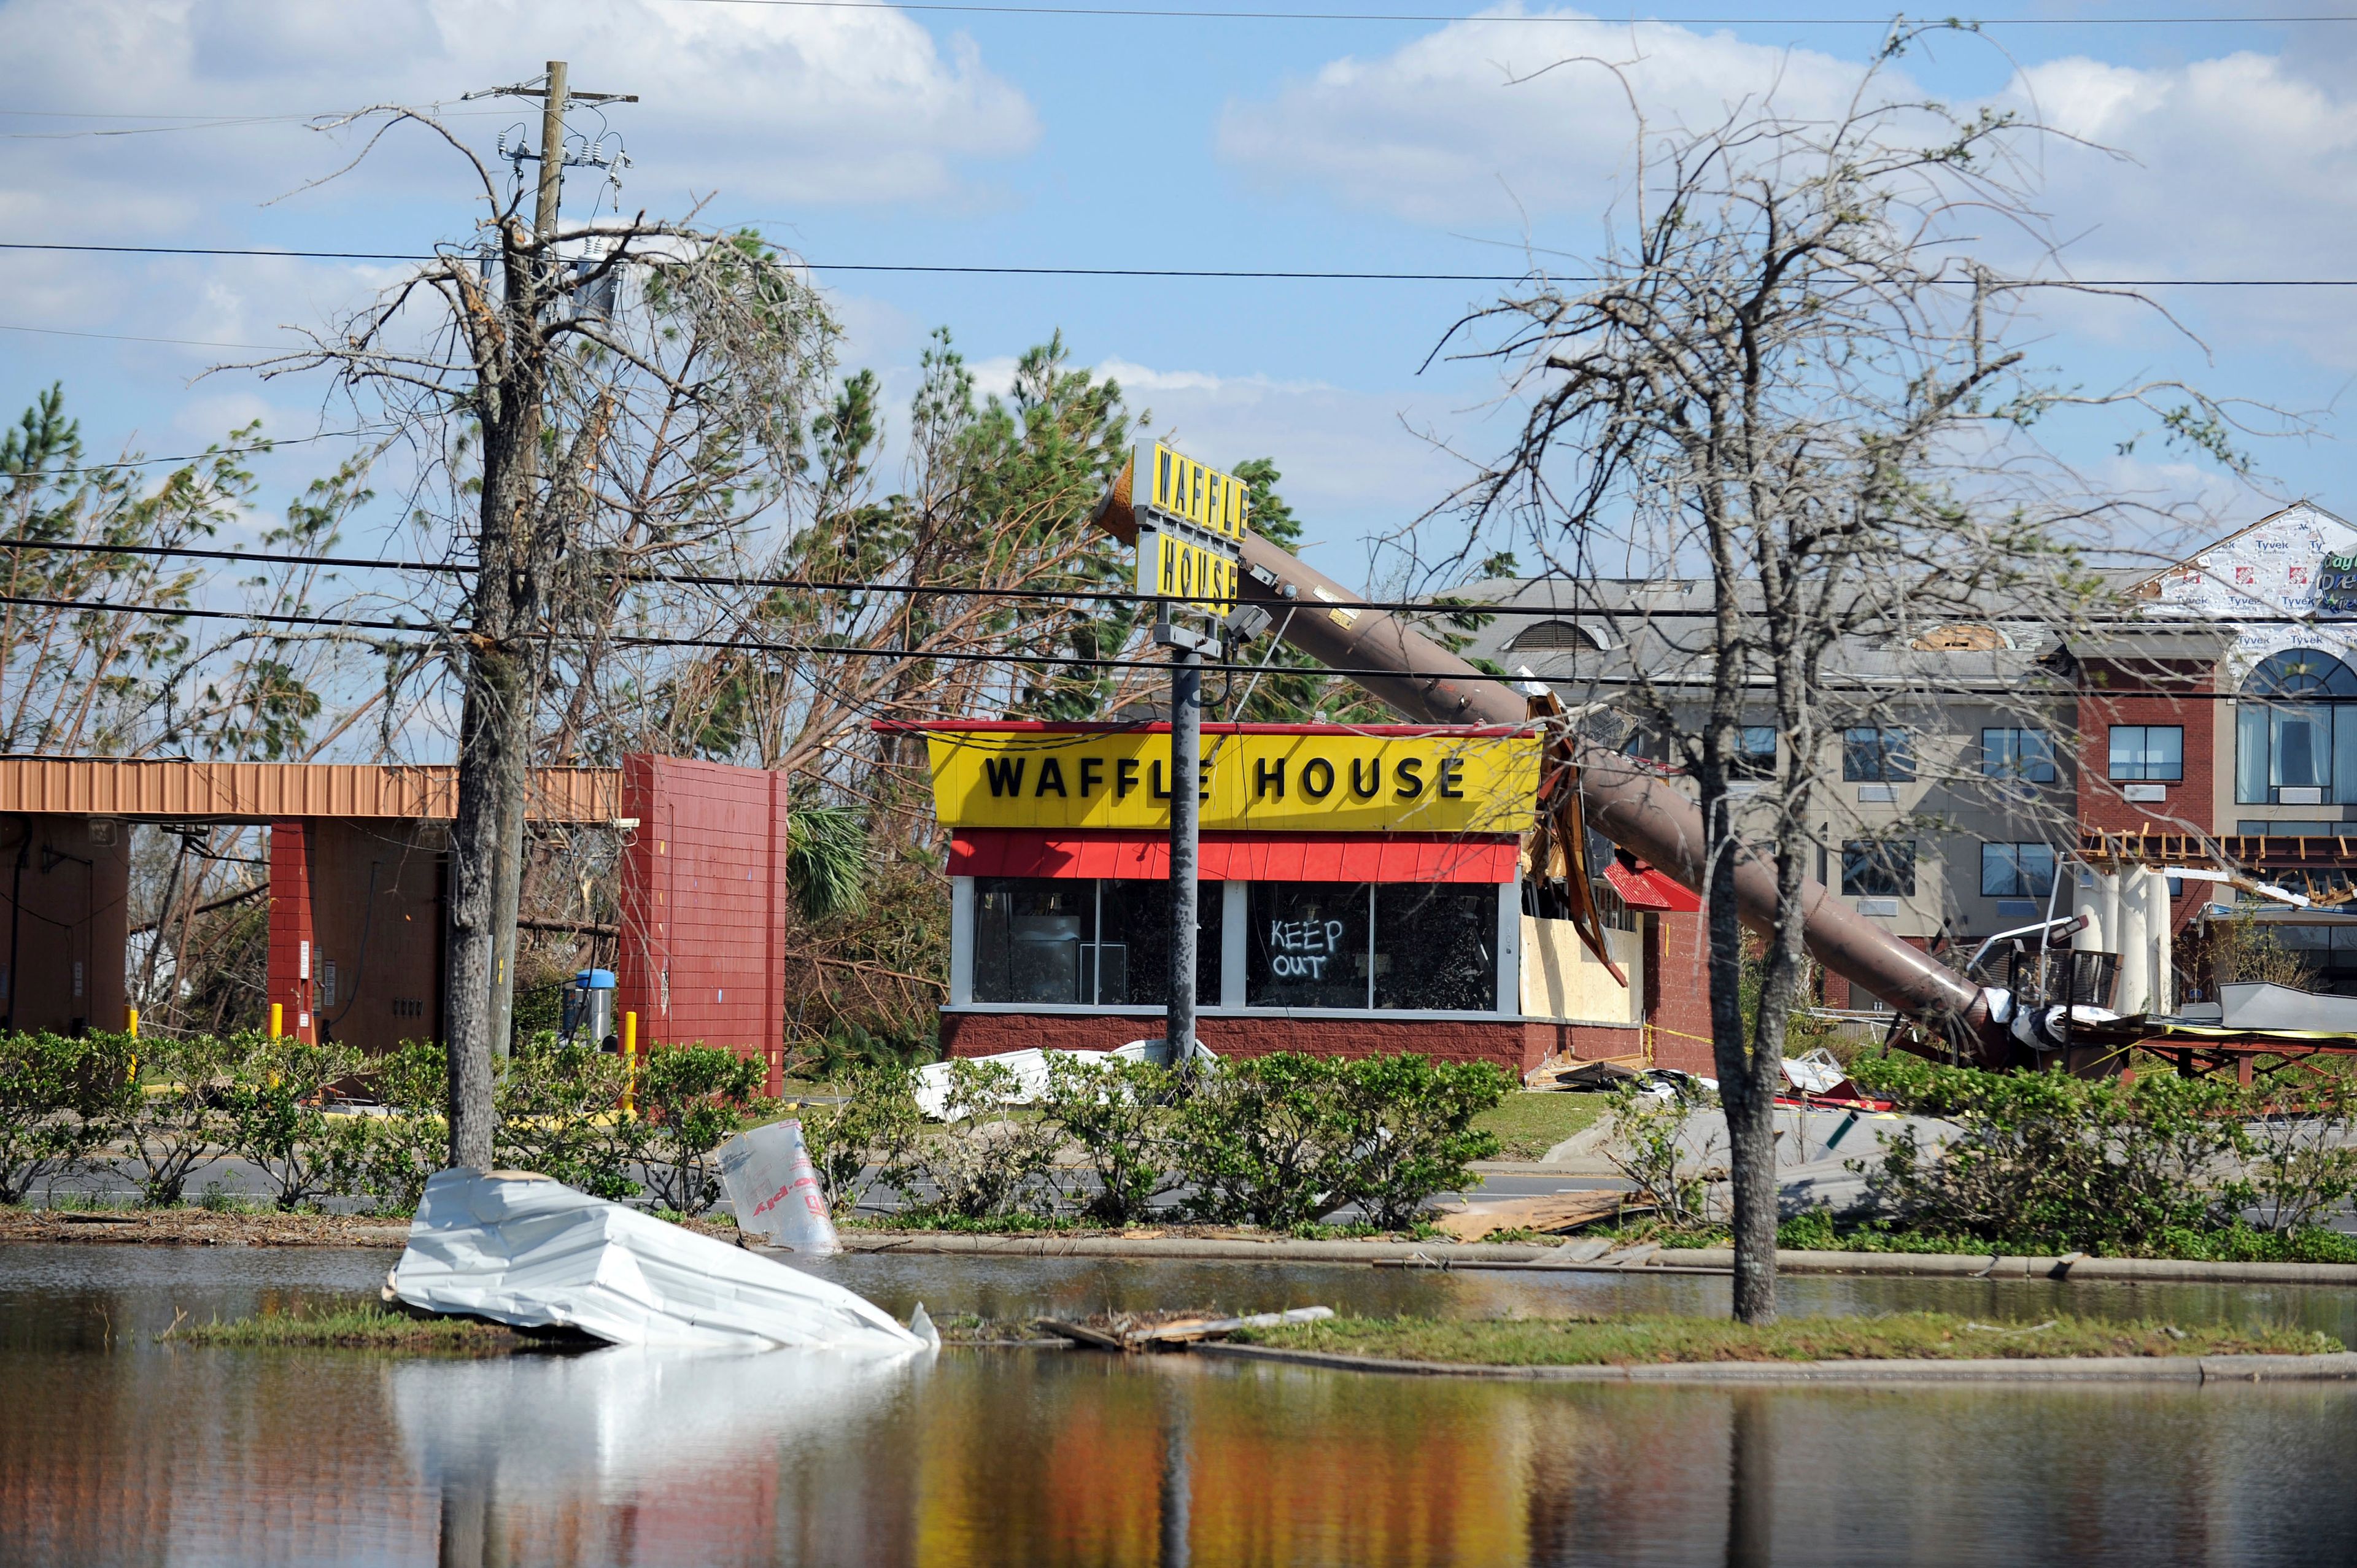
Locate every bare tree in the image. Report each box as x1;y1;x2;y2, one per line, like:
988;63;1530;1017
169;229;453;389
267;107;834;1165
1445;35;2270;1322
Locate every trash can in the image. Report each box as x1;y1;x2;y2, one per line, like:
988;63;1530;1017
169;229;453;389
563;968;617;1049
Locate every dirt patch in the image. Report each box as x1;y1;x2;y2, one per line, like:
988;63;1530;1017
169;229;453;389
1;1205;746;1249
0;1208;414;1248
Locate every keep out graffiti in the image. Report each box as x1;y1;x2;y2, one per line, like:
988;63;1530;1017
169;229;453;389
1266;917;1349;980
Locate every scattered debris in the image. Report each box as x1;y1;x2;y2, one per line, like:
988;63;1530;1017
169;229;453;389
1428;1191;1647;1241
912;1040;1216;1120
1037;1305;1335;1351
719;1119;839;1254
389;1168;925;1352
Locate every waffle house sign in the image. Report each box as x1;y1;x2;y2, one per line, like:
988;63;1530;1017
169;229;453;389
919;723;1541;836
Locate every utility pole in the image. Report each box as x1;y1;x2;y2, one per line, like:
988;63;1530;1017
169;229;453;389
439;63;635;1168
1162;629;1203;1064
478;62;639;1068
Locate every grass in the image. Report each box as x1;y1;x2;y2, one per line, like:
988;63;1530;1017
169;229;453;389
1473;1091;1611;1161
1231;1311;2344;1367
1614;1211;2357;1266
157;1303;516;1350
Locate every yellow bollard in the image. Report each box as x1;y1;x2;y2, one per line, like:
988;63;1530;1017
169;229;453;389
269;1002;284;1041
126;1006;138;1040
622;1010;638;1115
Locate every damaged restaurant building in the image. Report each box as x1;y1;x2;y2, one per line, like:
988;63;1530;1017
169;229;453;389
903;719;1715;1075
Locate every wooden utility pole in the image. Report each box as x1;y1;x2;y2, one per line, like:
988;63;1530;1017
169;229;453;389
443;60;633;1167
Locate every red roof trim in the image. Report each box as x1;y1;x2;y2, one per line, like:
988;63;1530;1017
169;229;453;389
1604;860;1702;913
874;719;1536;738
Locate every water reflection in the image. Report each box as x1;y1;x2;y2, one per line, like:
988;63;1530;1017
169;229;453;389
8;1247;2357;1566
394;1347;928;1567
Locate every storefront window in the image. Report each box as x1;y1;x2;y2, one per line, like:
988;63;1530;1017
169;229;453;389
1248;882;1372;1008
973;879;1094;1003
972;878;1220;1006
1373;884;1499;1011
1248;881;1501;1011
1094;878;1220;1007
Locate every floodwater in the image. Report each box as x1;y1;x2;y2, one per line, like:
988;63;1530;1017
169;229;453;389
4;1246;2356;1567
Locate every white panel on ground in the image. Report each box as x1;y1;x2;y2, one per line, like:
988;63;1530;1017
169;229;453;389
390;1170;919;1351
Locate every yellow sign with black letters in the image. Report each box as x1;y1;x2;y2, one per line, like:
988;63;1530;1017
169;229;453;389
923;727;1540;835
1138;529;1240;615
1133;441;1250;544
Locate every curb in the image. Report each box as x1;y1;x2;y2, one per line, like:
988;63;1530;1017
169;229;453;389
837;1234;1563;1264
1187;1342;2357;1385
1658;1249;2357;1288
834;1234;2357;1285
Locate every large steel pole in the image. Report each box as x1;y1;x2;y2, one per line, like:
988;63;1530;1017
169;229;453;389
1227;533;1999;1057
1166;641;1202;1059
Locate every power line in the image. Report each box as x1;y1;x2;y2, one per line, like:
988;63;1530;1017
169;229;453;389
14;533;2353;628
0;322;292;352
4;589;2339;703
656;0;2357;23
0;431;369;474
9;241;2357;287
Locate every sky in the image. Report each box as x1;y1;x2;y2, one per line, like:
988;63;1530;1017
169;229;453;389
6;0;2357;589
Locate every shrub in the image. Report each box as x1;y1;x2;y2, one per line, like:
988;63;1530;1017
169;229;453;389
1602;1081;1713;1229
2243;1075;2357;1234
801;1059;924;1217
113;1031;239;1207
1040;1053;1180;1225
0;1032;133;1204
1328;1055;1508;1230
495;1034;646;1201
889;1057;1063;1221
1858;1063;2254;1252
635;1045;770;1216
217;1035;367;1210
1167;1053;1353;1228
351;1040;451;1214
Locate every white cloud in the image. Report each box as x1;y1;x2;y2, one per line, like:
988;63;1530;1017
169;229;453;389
1217;9;1873;225
0;0;1038;225
1095;357;1487;580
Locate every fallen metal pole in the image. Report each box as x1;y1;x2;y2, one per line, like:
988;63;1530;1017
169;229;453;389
1225;531;2003;1064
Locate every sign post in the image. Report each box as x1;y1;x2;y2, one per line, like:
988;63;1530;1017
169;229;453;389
1109;441;1249;1064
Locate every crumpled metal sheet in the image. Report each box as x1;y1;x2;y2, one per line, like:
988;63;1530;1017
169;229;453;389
913;1038;1216;1119
390;1168;921;1351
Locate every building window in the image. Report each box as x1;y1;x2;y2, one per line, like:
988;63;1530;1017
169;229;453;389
1841;840;1916;898
972;877;1219;1006
1731;725;1777;779
2108;725;2184;782
1981;728;2056;782
1248;882;1371;1009
1841;728;1913;782
1980;843;2056;899
2236;647;2357;805
1373;884;1499;1011
1247;881;1501;1012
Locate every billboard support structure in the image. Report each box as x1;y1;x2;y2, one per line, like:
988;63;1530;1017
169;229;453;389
1103;441;1250;1065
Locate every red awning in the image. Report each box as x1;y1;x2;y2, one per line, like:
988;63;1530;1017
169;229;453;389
1604;859;1702;913
950;830;1520;884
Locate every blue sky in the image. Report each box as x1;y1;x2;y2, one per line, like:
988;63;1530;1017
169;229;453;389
5;1;2356;585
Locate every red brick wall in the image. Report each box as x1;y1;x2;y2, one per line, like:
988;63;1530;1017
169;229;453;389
268;821;316;1041
2078;662;2219;836
617;755;789;1089
1644;910;1715;1073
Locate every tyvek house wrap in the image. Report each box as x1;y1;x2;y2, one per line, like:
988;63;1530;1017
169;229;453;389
390;1168;922;1351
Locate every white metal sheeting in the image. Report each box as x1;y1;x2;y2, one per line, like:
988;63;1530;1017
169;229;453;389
912;1038;1215;1120
390;1169;922;1351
